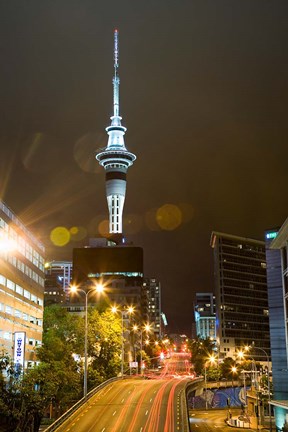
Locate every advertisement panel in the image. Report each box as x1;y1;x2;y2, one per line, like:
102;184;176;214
13;331;26;370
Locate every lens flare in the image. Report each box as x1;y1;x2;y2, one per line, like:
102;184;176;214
50;226;70;247
74;133;105;174
70;226;87;241
98;219;110;237
123;214;143;235
156;204;182;231
145;208;161;231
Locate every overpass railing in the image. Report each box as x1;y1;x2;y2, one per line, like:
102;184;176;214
45;376;126;432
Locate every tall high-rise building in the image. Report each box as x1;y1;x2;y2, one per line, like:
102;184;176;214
144;278;162;338
0;201;45;369
194;292;216;341
210;231;270;361
96;29;136;236
265;221;288;430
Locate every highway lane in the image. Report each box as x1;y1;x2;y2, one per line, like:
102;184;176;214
189;409;252;432
54;377;190;432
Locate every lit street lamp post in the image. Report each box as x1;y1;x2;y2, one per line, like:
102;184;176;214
204;364;208;410
203;354;216;410
70;283;104;398
250;344;272;432
112;306;134;377
132;323;151;375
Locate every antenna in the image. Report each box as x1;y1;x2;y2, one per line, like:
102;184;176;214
114;29;119;72
113;29;120;117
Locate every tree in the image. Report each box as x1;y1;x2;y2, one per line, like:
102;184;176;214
36;305;83;413
88;308;122;386
188;337;215;375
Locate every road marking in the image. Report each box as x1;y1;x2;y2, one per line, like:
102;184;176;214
101;428;106;432
121;398;125;403
145;410;149;415
150;398;152;402
113;411;117;416
139;428;143;432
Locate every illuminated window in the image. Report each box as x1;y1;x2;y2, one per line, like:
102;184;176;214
6;279;15;291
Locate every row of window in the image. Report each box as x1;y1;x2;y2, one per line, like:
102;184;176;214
0;303;42;326
1;250;44;287
0;201;45;253
0;218;45;271
0;331;41;346
0;274;43;305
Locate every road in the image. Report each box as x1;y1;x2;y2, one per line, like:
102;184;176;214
189;408;252;432
54;353;191;432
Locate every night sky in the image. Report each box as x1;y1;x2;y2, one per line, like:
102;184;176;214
1;1;287;334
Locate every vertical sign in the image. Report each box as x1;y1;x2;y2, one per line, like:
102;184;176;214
13;331;26;370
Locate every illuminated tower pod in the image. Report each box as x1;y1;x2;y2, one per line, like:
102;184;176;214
96;30;136;234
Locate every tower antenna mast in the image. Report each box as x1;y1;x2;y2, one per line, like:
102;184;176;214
96;30;136;236
113;29;120;117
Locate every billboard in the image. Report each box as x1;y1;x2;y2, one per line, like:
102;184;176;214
13;331;26;370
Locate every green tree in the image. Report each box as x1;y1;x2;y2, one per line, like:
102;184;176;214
188;337;215;375
88;308;122;387
36;305;83;413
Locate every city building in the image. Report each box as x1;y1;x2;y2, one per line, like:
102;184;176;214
96;29;136;236
44;261;72;306
0;200;45;369
72;241;148;321
194;292;216;341
44;260;72;305
210;231;270;362
144;278;162;338
266;220;288;430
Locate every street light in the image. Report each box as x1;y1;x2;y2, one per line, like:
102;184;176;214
112;305;134;377
132;323;151;375
249;344;272;432
204;354;216;410
69;283;104;398
231;366;237;388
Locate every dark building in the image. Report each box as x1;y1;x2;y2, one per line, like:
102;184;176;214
144;278;162;338
211;232;270;361
194;292;216;341
44;260;72;305
266;221;288;430
72;243;148;321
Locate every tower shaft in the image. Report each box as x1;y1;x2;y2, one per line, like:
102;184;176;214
96;30;136;235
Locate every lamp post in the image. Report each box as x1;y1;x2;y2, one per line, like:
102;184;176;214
112;305;134;377
204;364;208;410
203;354;216;410
132;323;151;375
250;344;272;432
231;366;237;388
70;283;104;398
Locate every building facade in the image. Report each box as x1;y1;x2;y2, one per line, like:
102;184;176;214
0;201;45;369
266;221;288;430
72;242;148;321
44;260;72;305
194;292;216;341
211;231;270;361
144;278;162;338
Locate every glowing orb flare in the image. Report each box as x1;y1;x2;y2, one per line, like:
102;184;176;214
50;226;70;247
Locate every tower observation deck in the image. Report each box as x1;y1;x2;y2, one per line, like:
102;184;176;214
96;30;136;235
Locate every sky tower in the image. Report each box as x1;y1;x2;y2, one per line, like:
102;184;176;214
96;30;136;236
